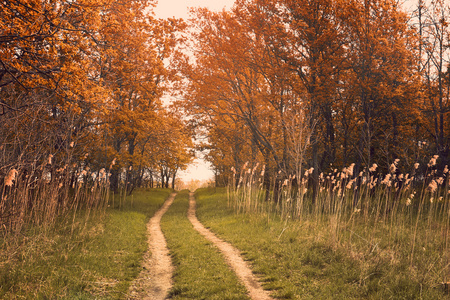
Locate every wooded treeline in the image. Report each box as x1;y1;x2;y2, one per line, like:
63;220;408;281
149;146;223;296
0;0;193;193
180;0;450;199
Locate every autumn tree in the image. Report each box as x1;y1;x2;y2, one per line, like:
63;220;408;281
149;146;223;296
183;1;351;200
0;0;109;184
153;109;194;189
182;8;288;198
237;0;351;199
183;0;424;201
412;0;450;167
1;0;192;191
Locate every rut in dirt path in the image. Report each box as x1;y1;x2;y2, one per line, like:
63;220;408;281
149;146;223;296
128;193;176;300
187;192;273;300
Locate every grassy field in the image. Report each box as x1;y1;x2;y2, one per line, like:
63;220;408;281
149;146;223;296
0;188;172;299
195;187;449;299
160;190;250;299
2;186;448;299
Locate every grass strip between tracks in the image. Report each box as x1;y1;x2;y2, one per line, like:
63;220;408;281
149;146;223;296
161;190;250;300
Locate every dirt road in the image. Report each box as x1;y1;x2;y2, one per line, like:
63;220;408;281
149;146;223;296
128;193;176;300
187;192;273;300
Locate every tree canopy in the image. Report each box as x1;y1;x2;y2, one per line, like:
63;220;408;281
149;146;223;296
179;0;449;200
1;0;449;200
0;0;193;191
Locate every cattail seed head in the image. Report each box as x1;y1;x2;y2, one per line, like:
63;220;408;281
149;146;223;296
345;163;355;176
428;155;439;167
390;163;396;173
428;180;438;193
109;158;116;169
346;179;355;189
5;169;18;186
381;174;391;185
252;163;259;174
99;168;106;180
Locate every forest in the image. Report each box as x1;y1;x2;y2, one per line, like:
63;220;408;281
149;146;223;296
182;0;450;198
0;0;449;233
0;0;192;231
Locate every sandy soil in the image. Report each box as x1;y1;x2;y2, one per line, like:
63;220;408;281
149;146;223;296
127;193;176;300
187;192;273;300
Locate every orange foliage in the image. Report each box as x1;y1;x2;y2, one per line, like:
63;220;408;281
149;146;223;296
0;0;192;190
181;0;438;192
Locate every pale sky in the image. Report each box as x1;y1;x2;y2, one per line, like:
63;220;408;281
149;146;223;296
179;158;214;182
154;1;234;182
154;0;417;20
155;0;236;20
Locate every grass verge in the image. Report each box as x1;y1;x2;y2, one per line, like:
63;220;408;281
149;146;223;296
195;187;448;299
0;188;172;299
160;190;250;299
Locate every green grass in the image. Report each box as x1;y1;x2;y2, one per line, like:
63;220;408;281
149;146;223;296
195;187;449;299
160;190;250;299
0;188;172;299
3;186;446;299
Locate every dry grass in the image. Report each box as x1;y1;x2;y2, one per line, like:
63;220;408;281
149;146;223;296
0;188;171;299
1;157;111;235
227;156;450;290
198;187;449;299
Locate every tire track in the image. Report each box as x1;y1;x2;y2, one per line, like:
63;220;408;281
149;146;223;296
187;192;273;300
128;193;176;300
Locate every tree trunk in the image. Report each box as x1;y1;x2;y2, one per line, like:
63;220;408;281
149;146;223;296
160;168;165;188
171;170;177;190
110;169;119;193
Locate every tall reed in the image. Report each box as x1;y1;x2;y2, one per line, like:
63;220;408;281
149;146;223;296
0;158;111;235
228;156;450;287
